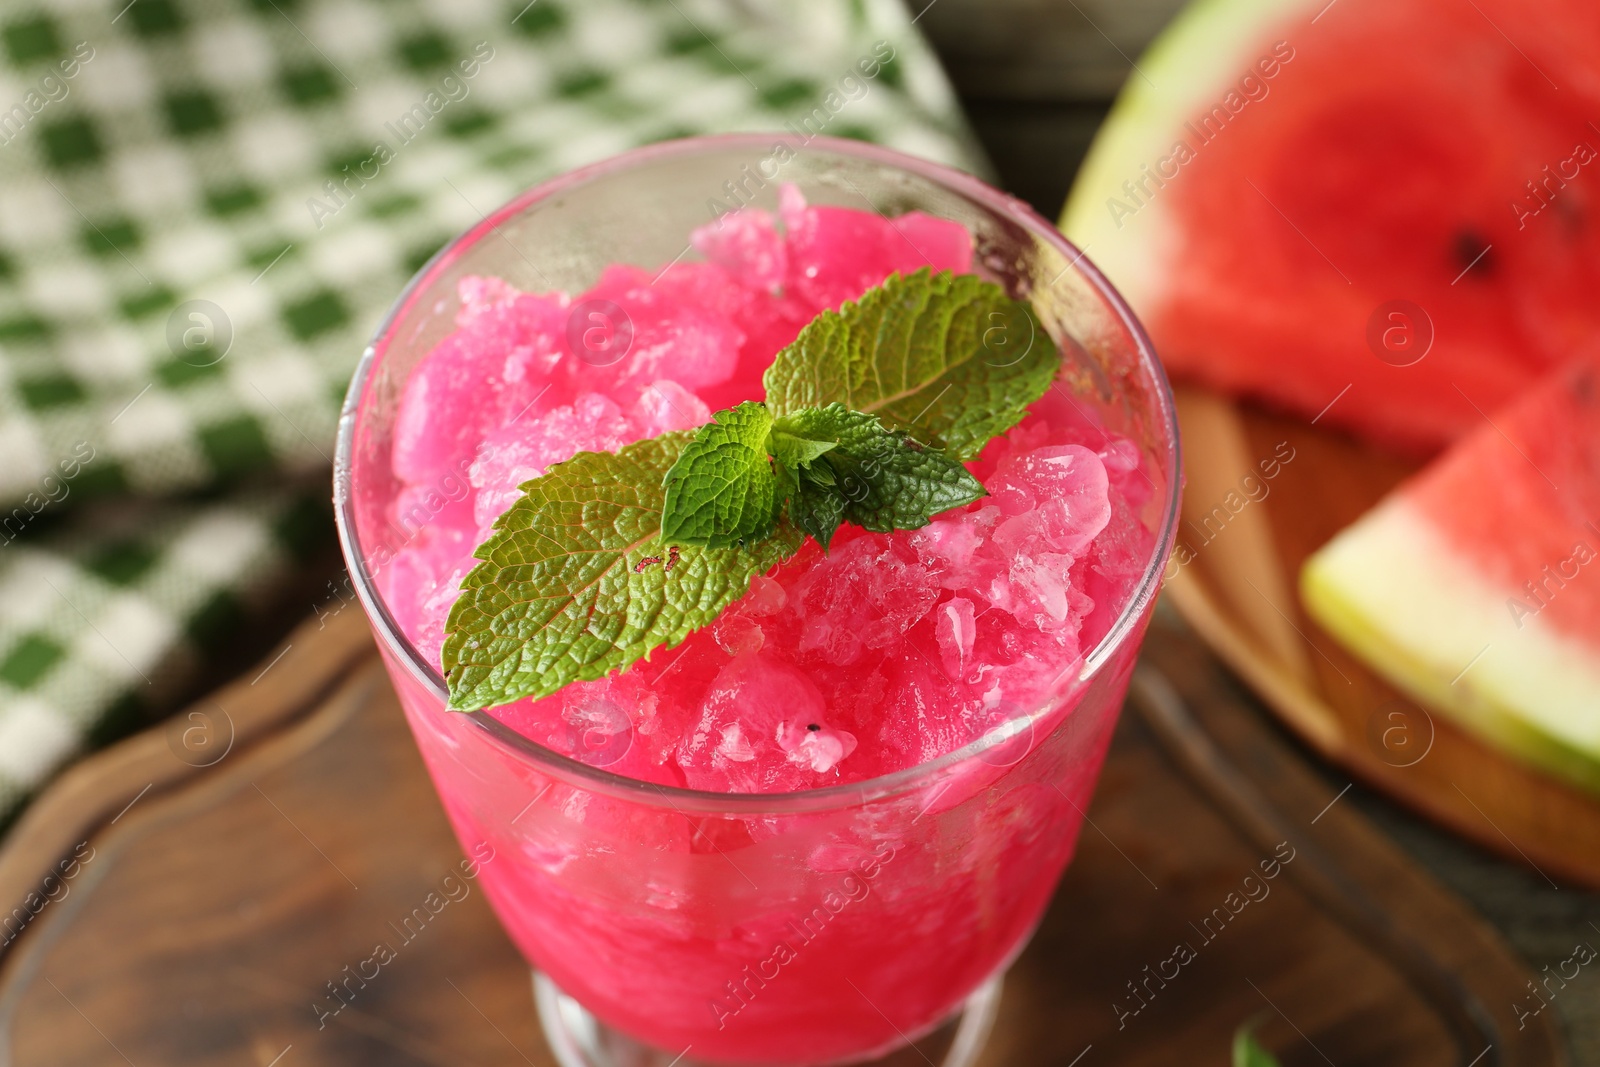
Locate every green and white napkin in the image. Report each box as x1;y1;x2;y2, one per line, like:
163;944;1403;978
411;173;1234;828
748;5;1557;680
0;0;983;823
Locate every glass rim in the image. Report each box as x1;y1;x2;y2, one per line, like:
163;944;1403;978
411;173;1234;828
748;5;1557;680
332;132;1182;814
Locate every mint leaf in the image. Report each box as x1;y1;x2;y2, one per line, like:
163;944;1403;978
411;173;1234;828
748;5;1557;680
788;465;847;549
661;401;780;548
776;404;985;534
769;413;845;547
1232;1024;1280;1067
762;268;1060;460
769;425;837;470
442;433;802;711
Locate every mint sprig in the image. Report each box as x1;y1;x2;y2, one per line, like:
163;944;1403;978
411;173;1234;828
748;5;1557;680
442;269;1061;710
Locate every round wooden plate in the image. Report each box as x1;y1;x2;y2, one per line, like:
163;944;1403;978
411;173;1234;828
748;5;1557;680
1163;385;1600;890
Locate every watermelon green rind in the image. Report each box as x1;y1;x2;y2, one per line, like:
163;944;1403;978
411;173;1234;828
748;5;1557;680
1060;0;1310;308
1302;503;1600;795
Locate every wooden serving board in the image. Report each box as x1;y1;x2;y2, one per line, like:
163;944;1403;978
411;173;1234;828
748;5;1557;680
0;608;1564;1066
1164;386;1600;891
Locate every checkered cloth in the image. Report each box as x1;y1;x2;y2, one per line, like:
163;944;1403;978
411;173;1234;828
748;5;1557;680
0;0;983;822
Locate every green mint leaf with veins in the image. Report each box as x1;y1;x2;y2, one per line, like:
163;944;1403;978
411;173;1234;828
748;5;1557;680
769;424;837;470
661;401;781;548
777;404;985;534
762;267;1060;461
787;464;848;549
768;415;846;547
442;433;801;711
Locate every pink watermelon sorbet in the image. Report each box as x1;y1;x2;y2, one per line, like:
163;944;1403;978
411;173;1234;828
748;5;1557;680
376;185;1153;794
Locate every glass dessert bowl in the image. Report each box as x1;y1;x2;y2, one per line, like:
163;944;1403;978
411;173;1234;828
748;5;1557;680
334;134;1180;1067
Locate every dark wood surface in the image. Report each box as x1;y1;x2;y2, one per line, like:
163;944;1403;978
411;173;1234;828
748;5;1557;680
0;610;1565;1066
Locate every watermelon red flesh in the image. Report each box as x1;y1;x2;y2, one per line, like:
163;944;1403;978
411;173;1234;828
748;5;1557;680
1408;356;1600;645
1136;0;1600;452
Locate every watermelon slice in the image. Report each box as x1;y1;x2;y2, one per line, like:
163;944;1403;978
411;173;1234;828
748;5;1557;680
1302;356;1600;791
1063;0;1600;453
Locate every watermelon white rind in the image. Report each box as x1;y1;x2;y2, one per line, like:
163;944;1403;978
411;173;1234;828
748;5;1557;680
1061;0;1309;312
1303;502;1600;794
